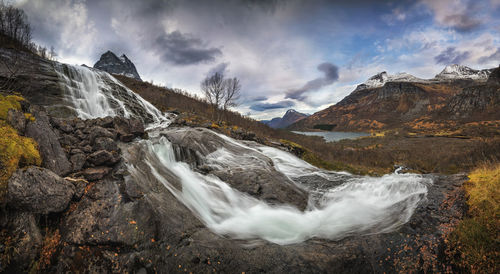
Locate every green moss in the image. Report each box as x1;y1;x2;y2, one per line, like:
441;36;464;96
0;94;24;120
0;121;42;201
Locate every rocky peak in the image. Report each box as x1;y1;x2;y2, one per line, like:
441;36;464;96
93;50;142;81
355;71;422;91
262;109;308;129
434;64;492;81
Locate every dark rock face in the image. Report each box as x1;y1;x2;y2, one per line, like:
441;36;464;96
164;127;309;210
25;107;72;176
444;83;500;118
93;50;142;81
7;166;75;214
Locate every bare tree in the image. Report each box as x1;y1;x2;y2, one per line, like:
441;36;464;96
201;72;226;121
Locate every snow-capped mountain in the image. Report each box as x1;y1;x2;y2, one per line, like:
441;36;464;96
354;71;424;91
434;64;493;81
94;51;142;81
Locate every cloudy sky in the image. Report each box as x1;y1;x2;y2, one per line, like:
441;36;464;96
11;0;500;119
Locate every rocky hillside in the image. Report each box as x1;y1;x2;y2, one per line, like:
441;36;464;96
93;50;142;81
261;109;309;129
290;65;500;131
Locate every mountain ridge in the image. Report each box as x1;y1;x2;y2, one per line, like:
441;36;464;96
289;65;500;132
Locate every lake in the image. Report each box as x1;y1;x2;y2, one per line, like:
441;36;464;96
292;131;370;142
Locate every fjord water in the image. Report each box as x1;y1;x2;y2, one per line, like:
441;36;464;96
57;63;432;245
292;131;370;142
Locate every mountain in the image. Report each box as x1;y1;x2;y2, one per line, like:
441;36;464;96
262;109;309;128
289;65;499;131
93;50;142;81
354;71;425;91
434;64;493;81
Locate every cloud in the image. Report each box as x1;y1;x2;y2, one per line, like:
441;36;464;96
154;31;222;65
478;48;500;64
250;100;294;111
207;62;230;76
421;0;481;32
285;62;339;100
434;47;471;65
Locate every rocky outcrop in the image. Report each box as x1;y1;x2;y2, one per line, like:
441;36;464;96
93;50;142;81
7;167;75;214
25;107;72;176
164;127;309;210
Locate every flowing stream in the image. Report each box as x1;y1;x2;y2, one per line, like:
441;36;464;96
56;64;432;245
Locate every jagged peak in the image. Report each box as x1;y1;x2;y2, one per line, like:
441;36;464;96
94;50;142;81
434;64;492;80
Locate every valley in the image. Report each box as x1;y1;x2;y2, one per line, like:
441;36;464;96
0;1;499;273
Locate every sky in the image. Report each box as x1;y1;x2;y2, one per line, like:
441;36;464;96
10;0;500;119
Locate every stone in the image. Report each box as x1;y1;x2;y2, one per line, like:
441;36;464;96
129;118;145;135
81;167;112;181
6;108;25;134
7;167;75;214
93;137;119;152
87;150;118;166
70;153;86;172
6;212;43;272
89;126;117;143
96;116;114;128
24;108;72;176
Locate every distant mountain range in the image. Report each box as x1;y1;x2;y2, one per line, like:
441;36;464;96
261;109;309;129
289;64;500;131
94;50;142;81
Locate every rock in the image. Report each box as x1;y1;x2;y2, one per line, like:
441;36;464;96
70;148;83;155
113;116;144;142
89;126;116;143
96;116;114;128
129;118;145;135
5;212;43;272
81;167;112;181
51;117;73;133
6;108;25;134
24;107;72;176
59;133;80;147
86;150;118;166
164;128;308;210
93;137;119;152
7;167;75;214
82;145;93;153
65;177;88;200
70;153;86;172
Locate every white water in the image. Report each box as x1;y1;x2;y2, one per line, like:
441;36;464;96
54;63;168;128
57;63;432;245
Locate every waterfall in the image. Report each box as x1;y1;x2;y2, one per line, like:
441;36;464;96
56;63;432;245
54;63;168;127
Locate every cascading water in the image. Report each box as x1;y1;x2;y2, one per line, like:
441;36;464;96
56;63;432;245
54;63;168;128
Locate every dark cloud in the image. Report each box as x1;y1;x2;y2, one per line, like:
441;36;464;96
154;31;222;65
478;48;500;64
252;96;268;101
250;100;294;111
285;62;339;100
422;0;482;32
434;47;470;65
207;62;230;76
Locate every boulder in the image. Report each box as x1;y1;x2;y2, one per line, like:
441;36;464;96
89;126;117;143
70;153;86;172
113;116;144;142
86;150;118;166
6;108;25;134
93;137;119;152
7;167;75;214
81;167;112;181
24;107;72;176
5;212;43;272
